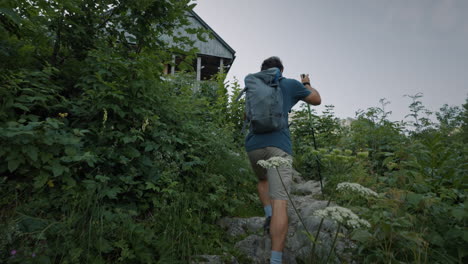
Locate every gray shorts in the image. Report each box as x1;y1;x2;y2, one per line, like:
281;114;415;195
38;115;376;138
248;147;293;200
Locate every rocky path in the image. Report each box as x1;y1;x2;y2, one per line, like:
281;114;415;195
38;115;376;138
195;172;348;264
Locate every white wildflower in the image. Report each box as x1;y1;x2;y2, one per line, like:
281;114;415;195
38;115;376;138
336;182;378;198
257;156;292;169
142;118;149;132
314;206;371;229
102;108;108;126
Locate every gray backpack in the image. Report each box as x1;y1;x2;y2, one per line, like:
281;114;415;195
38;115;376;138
236;67;286;134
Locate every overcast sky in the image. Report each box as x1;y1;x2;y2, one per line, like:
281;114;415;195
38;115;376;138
194;0;468;121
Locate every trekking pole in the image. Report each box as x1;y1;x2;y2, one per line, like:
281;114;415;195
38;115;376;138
276;168;312;238
307;104;324;199
305;105;329;262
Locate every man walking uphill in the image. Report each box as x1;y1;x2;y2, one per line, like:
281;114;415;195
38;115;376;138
244;56;321;264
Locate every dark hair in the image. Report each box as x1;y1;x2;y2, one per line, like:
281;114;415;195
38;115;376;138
261;56;284;71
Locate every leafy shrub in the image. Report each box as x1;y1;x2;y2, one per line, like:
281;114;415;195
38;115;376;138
1;1;256;263
291;96;468;263
290;104;345;181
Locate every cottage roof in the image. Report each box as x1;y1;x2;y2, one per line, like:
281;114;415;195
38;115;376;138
188;10;236;57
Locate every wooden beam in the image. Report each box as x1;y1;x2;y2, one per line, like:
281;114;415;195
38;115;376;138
196;56;202;81
171;55;175;74
220;58;224;74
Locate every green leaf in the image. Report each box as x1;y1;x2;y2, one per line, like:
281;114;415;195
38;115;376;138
33;171;49;189
406;193;424;207
0;8;23;25
427;231;444;246
12;103;30;111
125;147;140;158
8;159;21;172
122;136;136;143
458;246;468;258
65;146;77;156
400;231;425;246
62;175;77;188
51;162;66;177
102;187;122;199
144;182;159;191
41;152;53;163
20;216;47;232
451;207;468;221
351;229;372;243
25;145;39;162
83;180;97;191
46;118;60;129
96;175;110;183
463;230;468;242
95;238;113;253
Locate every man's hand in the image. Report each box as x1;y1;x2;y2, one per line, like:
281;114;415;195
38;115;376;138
300;74;321;106
301;74;310;84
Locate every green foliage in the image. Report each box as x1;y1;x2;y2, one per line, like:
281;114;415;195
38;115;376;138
0;1;256;263
2;1;467;263
226;77;247;136
291;104;344;180
345;98;406;174
461;99;468;143
405;93;435;133
291;95;468;263
1;68;254;262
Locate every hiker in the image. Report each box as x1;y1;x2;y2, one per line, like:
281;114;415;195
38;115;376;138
244;56;321;264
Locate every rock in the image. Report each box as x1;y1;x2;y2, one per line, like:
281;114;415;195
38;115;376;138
235;235;269;263
218;217;264;236
291;170;304;184
291;180;322;196
191;254;238;264
242;217;264;233
299;199;330;216
234;235;297;264
217;177;352;263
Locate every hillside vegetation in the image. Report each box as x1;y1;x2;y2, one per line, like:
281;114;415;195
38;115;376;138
1;1;254;263
290;98;467;263
1;1;467;263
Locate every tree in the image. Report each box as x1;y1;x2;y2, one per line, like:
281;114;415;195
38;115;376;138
1;1;256;263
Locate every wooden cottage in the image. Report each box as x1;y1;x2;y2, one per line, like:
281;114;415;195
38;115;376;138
162;10;236;81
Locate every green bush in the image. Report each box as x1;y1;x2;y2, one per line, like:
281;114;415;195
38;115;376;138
1;1;256;263
291;97;468;263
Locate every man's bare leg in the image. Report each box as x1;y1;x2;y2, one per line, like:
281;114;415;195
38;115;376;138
270;199;288;251
258;179;270;206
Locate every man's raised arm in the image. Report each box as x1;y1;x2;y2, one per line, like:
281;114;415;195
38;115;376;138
301;74;321;105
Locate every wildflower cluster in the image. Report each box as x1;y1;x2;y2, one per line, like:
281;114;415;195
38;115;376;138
336;182;378;198
142;118;150;131
314;206;371;229
257;156;292;169
102;108;108;125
